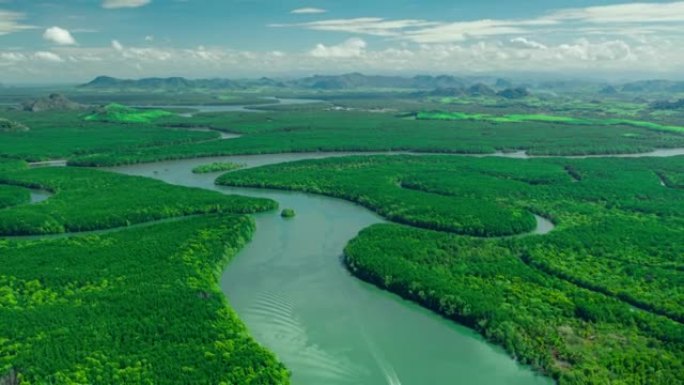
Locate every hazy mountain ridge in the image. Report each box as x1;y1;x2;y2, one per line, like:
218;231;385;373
80;74;684;96
81;73;468;91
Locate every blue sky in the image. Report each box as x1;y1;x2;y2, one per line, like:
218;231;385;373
1;0;683;83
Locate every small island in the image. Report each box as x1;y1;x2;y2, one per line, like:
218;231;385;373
280;208;296;218
192;162;245;174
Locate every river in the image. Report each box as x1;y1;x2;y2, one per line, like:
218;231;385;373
16;146;684;383
110;153;553;385
136;97;325;117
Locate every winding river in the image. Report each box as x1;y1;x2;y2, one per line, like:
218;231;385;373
13;121;684;384
110;153;554;385
11;144;684;384
137;97;326;117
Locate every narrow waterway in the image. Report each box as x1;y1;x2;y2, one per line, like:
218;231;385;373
110;153;553;385
136;97;325;116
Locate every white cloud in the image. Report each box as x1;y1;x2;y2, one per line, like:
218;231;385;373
0;52;26;62
291;7;327;14
310;38;367;58
556;39;633;62
551;1;684;23
0;10;33;35
0;35;681;84
33;51;64;63
111;40;124;51
405;20;536;43
102;0;151;9
276;1;684;45
510;37;547;50
43;26;77;46
144;35;154;41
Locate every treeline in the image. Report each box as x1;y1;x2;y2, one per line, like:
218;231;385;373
0;167;277;235
1;215;290;384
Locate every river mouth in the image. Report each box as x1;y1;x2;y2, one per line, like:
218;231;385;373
109;153;554;385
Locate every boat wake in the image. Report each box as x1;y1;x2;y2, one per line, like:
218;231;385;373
245;290;363;383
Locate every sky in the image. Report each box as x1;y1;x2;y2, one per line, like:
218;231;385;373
0;0;683;83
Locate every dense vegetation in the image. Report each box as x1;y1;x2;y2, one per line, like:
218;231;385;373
2;84;684;384
0;184;29;209
0;160;31;208
0;109;216;161
0;215;290;385
218;154;684;383
220;156;539;236
0;166;276;235
345;224;683;384
192;161;245;174
68;109;684;167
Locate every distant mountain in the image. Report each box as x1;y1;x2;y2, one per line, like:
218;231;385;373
22;93;87;112
0;118;29;132
81;76;241;90
418;85;529;99
80;74;684;94
599;85;619;95
650;99;684;110
467;83;496;97
495;78;513;89
247;77;287;88
620;80;684;93
292;73;465;90
497;87;531;99
80;73;467;91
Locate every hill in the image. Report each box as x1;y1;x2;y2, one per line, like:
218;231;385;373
21;93;87;112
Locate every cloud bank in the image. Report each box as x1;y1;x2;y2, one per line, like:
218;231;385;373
1;1;683;82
